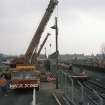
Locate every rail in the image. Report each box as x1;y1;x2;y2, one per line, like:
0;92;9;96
83;82;104;105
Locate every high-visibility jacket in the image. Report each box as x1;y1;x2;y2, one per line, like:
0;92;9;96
0;79;7;87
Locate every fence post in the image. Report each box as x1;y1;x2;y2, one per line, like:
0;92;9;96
69;76;74;101
64;73;67;94
61;71;63;89
78;81;84;104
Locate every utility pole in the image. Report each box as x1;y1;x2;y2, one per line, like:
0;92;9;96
51;16;59;89
55;17;59;89
45;47;47;58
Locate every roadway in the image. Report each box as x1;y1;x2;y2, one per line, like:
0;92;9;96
0;82;58;105
0;89;33;105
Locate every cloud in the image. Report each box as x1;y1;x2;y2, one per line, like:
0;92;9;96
0;0;105;55
0;0;51;55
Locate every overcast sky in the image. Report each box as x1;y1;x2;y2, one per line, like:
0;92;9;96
0;0;105;55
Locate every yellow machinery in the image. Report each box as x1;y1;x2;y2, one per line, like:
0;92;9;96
10;0;58;90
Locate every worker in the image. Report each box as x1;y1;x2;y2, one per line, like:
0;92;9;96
0;74;8;95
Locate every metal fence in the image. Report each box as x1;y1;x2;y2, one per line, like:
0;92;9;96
50;63;80;104
58;70;78;105
50;63;104;105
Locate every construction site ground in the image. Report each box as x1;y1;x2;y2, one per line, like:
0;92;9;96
0;81;65;105
38;81;66;105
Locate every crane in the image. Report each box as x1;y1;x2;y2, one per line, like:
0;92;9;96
10;0;58;67
37;33;50;57
25;0;58;63
8;0;59;90
31;33;50;63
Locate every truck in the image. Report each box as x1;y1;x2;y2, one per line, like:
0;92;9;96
10;65;40;90
9;0;58;90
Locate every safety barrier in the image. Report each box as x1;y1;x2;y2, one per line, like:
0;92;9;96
50;64;82;104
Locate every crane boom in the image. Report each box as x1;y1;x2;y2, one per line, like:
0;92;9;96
31;33;50;63
37;33;50;56
25;0;58;63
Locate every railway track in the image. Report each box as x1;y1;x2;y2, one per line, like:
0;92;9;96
81;82;100;104
82;80;105;105
86;80;105;99
88;80;105;90
90;78;105;89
